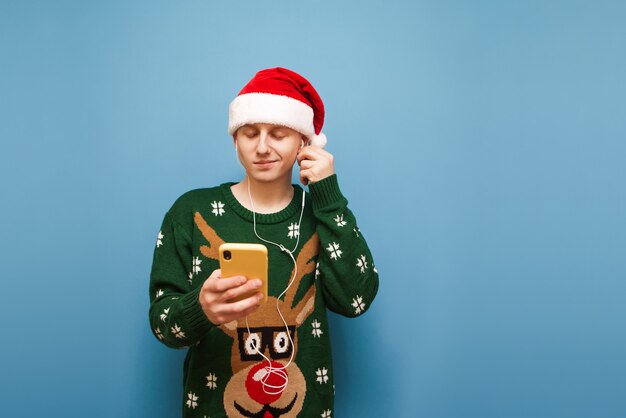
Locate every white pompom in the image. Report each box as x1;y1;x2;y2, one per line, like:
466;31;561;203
309;132;327;148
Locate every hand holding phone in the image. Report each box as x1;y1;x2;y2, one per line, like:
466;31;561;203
198;268;263;325
219;243;268;303
197;243;268;325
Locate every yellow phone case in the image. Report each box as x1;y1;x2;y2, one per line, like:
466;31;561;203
218;243;268;303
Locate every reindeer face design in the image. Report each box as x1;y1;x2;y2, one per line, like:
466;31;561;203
195;212;320;417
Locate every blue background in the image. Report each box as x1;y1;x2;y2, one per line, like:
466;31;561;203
1;1;625;417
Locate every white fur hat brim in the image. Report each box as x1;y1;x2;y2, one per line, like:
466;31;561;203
229;92;315;138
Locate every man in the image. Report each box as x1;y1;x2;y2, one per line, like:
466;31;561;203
149;67;379;417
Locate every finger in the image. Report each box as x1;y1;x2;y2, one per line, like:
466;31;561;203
300;167;330;185
236;303;261;319
224;292;264;315
210;275;247;292
297;147;319;164
218;302;261;325
299;169;310;186
299;159;315;170
298;150;333;170
298;145;329;162
203;269;222;286
221;279;262;302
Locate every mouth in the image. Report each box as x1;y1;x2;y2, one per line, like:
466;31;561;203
254;160;277;168
233;393;297;418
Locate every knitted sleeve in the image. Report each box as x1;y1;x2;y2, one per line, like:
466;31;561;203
148;211;214;348
309;175;379;317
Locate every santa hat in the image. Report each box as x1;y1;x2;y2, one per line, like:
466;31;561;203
228;67;327;148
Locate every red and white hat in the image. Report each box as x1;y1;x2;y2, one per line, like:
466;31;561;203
228;67;327;148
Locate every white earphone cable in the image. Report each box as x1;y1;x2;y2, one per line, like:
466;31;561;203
245;177;306;395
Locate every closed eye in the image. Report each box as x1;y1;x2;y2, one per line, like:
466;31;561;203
270;128;288;139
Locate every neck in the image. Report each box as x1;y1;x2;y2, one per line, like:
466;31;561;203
232;172;294;214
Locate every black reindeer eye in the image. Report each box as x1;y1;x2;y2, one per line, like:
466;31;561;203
245;333;261;355
273;331;290;354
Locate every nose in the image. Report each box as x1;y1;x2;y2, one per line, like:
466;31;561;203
245;361;287;405
256;131;270;154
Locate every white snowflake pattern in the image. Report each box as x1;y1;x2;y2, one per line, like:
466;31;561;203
155;289;164;299
316;367;329;384
160;307;170;322
333;214;347;227
154;327;164;340
356;255;368;273
211;201;225;216
156;231;164;247
326;242;342;260
311;319;323;338
321;410;332;418
171;324;186;339
315;262;320;279
287;222;300;239
188;272;193;285
192;257;202;275
353;227;360;238
186;392;199;409
352;296;366;315
373;266;378;274
206;373;218;389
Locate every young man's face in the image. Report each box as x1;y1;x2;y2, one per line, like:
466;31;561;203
234;123;306;183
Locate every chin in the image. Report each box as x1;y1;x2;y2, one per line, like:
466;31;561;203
251;175;283;184
249;170;292;184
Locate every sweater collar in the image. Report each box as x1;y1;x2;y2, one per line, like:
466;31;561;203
219;182;305;224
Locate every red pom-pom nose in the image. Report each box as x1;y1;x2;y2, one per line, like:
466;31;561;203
245;361;288;405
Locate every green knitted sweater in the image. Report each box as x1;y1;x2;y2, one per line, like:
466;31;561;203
149;175;379;417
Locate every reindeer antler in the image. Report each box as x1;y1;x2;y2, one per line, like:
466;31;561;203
283;233;320;308
194;211;225;261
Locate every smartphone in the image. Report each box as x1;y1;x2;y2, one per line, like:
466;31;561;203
218;243;268;303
